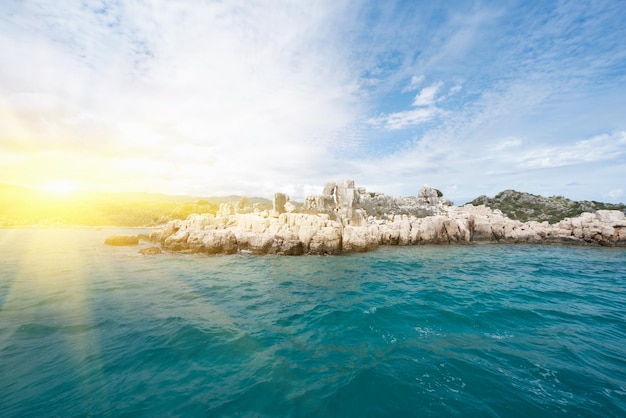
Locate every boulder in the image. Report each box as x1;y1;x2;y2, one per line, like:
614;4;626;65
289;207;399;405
139;246;162;255
595;210;626;225
309;226;343;254
271;238;304;255
343;226;379;252
158;219;185;244
163;229;190;251
236;231;275;254
187;230;238;254
185;213;215;230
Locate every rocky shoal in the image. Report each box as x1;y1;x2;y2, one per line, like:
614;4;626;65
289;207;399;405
144;205;626;255
107;181;626;254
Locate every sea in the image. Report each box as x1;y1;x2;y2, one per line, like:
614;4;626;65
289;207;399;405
0;228;625;417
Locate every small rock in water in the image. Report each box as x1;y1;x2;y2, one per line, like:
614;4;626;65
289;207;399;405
104;235;139;246
139;246;162;255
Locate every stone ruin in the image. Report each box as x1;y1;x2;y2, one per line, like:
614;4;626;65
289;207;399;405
272;192;296;216
303;179;367;226
135;179;626;255
216;179;452;224
302;179;452;226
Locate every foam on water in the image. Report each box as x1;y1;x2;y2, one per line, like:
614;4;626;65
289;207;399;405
0;229;625;417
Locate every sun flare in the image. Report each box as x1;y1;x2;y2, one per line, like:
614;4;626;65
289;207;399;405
44;181;78;195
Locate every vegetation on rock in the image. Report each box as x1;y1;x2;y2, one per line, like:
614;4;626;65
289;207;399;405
468;189;626;223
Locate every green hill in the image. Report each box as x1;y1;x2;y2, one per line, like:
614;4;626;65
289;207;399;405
467;190;626;224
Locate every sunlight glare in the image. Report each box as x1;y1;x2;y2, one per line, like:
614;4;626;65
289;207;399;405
45;181;78;195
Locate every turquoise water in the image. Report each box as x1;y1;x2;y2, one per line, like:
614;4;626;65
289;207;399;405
0;229;625;417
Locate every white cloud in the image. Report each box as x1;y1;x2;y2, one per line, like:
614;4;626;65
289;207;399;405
401;75;424;92
447;84;463;96
369;81;445;130
342;129;626;205
494;137;523;151
2;1;626;205
370;107;442;131
0;0;364;198
412;81;444;106
520;132;626;169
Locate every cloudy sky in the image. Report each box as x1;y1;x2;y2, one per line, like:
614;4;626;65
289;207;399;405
1;0;625;203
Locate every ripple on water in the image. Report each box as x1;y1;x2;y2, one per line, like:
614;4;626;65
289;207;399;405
0;232;625;417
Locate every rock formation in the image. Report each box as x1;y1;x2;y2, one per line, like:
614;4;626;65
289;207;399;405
143;180;626;255
469;189;626;223
104;235;139;246
304;180;361;221
139;246;162;255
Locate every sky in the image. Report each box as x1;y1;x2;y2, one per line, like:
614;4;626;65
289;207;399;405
1;0;625;204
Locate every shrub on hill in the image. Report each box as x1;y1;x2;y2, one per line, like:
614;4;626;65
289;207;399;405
468;190;626;223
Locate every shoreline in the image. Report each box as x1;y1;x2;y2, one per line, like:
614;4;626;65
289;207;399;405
0;225;159;230
105;205;625;255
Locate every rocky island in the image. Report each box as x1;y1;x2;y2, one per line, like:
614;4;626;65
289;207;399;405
123;180;626;255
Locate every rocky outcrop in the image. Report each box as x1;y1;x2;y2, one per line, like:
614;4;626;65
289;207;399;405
304;179;368;226
302;180;452;225
139;246;162;255
469;189;626;223
355;184;452;218
144;180;626;255
152;212;343;255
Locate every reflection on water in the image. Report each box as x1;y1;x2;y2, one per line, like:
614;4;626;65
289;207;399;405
1;229;625;417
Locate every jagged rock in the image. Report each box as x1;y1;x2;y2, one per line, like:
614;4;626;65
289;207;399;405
308;225;342;255
186;213;215;230
355;184;450;218
411;216;457;244
139;246;162;255
284;201;296;213
186;229;238;254
323;182;338;196
236;230;275;254
237;214;271;234
145;180;626;255
163;229;190;251
418;184;438;201
342;226;379;252
271;237;304;255
303;194;336;213
273;193;289;215
594;210;626;224
303;179;367;226
157;219;184;243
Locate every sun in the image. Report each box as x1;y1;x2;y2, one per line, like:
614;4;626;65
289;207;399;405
44;181;78;195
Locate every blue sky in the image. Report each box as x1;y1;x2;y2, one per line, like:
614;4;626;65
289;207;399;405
1;0;625;203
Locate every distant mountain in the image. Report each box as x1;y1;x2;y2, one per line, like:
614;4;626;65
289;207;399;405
0;183;38;199
0;183;272;227
467;190;626;224
202;195;272;206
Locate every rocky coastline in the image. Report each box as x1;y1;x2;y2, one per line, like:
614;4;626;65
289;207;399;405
110;180;626;254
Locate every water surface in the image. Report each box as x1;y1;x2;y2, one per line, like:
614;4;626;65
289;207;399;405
1;229;625;416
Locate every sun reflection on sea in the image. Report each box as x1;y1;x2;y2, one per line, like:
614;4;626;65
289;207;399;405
0;228;112;410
